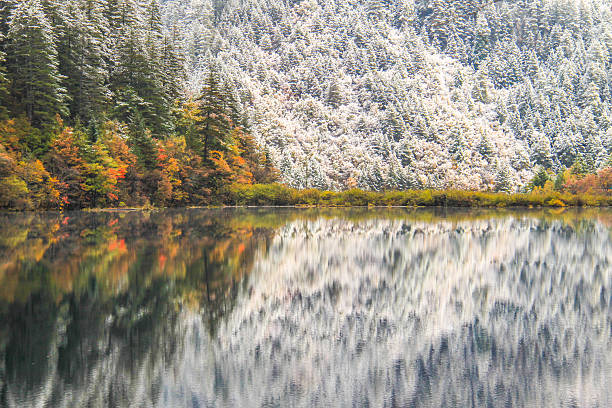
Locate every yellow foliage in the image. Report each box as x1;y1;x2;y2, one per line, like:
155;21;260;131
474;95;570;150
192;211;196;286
547;198;566;207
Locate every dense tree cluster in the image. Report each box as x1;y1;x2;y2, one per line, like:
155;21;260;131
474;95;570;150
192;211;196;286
0;0;276;209
161;0;612;191
1;0;611;208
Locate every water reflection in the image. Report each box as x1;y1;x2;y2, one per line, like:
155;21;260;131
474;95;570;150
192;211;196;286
0;208;611;407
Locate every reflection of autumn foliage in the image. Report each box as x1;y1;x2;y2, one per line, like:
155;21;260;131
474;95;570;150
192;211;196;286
0;210;276;317
3;208;608;319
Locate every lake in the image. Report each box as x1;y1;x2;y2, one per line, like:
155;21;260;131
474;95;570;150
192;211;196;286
0;208;611;407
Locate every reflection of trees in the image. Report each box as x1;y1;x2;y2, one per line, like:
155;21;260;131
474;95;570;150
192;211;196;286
1;208;611;406
0;209;275;407
186;213;612;407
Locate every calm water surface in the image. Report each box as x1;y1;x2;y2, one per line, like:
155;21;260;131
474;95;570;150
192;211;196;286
0;208;611;407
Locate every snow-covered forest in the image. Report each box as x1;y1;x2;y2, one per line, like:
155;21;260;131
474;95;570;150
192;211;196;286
161;0;612;190
0;0;611;208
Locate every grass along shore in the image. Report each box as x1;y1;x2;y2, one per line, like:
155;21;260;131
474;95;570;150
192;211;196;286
225;184;612;208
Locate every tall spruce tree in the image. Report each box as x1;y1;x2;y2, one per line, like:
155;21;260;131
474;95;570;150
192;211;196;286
6;0;66;127
0;36;8;119
142;0;173;135
161;23;186;102
194;68;235;160
57;1;109;124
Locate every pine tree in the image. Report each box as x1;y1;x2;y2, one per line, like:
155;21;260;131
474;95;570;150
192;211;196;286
103;0;139;81
531;166;549;189
161;23;187;102
529;129;553;168
0;1;14;38
39;0;63;27
113;24;171;136
128;109;156;169
160;30;186;102
194;68;235;161
143;2;174;135
494;165;512;192
145;0;162;35
478;135;495;161
6;0;66;127
0;34;9;119
56;0;108;124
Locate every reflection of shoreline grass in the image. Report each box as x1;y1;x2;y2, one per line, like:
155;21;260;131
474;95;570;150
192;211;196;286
210;207;612;231
226;184;612;208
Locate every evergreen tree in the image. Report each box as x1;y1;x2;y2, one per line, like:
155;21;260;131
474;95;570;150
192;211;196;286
478;135;495;161
128;109;156;169
0;1;14;40
531;166;549;189
112;24;171;136
56;1;108;124
194;68;235;161
494;165;512;192
160;30;186;102
6;0;66;127
0;34;9;119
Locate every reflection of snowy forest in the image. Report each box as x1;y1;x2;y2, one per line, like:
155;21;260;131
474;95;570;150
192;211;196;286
162;0;612;190
201;215;612;406
2;210;611;407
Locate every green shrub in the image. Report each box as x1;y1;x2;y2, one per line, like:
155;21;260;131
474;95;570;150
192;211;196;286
223;184;610;208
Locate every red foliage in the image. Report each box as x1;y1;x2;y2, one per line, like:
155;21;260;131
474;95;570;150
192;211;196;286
564;167;612;195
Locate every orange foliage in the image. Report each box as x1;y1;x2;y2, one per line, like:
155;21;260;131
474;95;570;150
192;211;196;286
158;254;167;271
0;111;276;209
564;167;612;195
0;119;21;151
108;239;127;253
155;137;188;205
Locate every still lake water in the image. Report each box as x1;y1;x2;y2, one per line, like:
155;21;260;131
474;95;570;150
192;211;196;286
0;208;611;407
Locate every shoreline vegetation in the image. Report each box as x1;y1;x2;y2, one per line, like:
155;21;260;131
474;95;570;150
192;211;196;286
225;185;612;208
8;184;609;212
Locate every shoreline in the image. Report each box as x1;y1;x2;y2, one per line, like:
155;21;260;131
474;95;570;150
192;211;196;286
2;186;611;212
2;203;611;214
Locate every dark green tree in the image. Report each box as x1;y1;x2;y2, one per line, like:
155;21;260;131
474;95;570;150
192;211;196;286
160;28;186;102
112;26;171;136
0;34;9;119
531;166;550;189
56;1;109;124
194;68;235;160
5;0;67;127
128;109;157;170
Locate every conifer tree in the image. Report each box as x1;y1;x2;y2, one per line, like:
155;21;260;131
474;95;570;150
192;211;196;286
0;36;8;119
194;68;234;160
128;109;157;169
160;28;186;102
6;0;66;127
113;25;170;136
57;1;108;124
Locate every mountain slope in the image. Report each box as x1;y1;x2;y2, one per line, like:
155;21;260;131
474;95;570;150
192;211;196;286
161;0;612;191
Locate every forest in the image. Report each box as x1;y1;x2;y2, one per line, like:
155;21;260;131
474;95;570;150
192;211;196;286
163;0;612;192
0;0;278;210
0;0;610;210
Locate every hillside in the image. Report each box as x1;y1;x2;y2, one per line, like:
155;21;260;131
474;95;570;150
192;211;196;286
161;0;612;191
